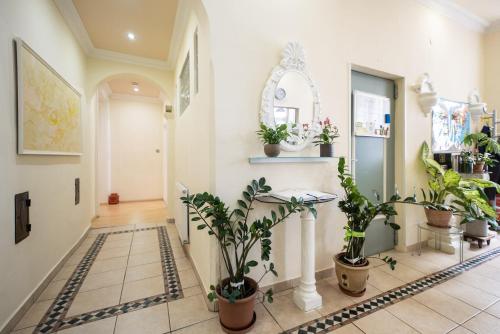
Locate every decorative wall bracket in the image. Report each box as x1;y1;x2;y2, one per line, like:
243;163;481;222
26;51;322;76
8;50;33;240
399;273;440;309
412;73;439;117
468;89;487;119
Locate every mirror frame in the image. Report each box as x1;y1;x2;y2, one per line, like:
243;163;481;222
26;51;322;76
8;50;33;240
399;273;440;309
260;42;321;152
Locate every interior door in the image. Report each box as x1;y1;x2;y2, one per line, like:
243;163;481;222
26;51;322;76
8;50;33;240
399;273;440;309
351;71;396;255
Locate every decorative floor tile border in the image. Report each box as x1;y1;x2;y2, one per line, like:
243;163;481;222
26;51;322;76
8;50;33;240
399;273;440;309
285;247;500;334
33;225;183;333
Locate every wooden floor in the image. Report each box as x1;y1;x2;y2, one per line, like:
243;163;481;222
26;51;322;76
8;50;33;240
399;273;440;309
92;200;169;228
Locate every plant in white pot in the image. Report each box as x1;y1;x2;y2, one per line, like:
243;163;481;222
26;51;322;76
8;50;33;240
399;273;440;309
182;178;313;333
334;157;403;296
256;123;289;157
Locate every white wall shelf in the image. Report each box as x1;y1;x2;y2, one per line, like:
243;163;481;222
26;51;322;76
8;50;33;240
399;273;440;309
248;157;337;164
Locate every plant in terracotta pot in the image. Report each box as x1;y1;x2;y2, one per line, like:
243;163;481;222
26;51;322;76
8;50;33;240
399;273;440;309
256;123;289;157
420;141;499;228
462;132;500;173
334;157;404;296
313;117;339;157
182;178;312;333
474;152;497;173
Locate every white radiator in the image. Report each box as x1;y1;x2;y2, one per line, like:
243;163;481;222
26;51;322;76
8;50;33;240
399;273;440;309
175;182;189;244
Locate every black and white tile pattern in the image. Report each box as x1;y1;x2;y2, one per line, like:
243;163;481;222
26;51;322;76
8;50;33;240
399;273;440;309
286;247;500;334
33;225;184;333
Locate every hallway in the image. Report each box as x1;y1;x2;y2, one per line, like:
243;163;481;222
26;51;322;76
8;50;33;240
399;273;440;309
9;202;500;333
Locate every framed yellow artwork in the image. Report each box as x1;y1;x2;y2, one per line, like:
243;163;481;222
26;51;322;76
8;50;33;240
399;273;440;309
15;38;82;155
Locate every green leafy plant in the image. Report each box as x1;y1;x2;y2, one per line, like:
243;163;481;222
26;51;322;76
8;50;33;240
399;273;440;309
313;117;340;145
459;150;475;164
337;157;410;270
182;178;314;304
256;123;289;145
476;152;497;167
463;133;500;154
420;141;499;226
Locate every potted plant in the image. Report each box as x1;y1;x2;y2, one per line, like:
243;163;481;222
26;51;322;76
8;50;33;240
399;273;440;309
182;178;313;333
313;117;340;157
421;142;499;229
474;152;497;173
256;123;289;157
459;150;474;174
334;157;402;296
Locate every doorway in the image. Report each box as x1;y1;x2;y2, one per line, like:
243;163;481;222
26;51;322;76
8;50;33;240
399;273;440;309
351;70;396;255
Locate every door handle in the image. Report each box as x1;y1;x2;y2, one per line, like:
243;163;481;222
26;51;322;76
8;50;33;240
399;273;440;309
372;190;380;201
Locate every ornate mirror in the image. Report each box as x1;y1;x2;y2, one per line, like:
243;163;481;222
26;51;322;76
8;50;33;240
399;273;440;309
260;42;321;151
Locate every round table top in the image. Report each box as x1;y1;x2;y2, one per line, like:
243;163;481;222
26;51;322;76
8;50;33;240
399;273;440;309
255;194;337;205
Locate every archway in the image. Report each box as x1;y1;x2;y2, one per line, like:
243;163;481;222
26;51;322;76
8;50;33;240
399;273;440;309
91;73;173;217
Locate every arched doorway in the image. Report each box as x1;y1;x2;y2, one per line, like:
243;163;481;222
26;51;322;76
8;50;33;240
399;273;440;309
92;73;172;217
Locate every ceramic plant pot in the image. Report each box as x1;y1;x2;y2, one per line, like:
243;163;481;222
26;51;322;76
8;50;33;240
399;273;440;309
320;144;333;157
216;277;257;334
334;253;370;297
465;220;489;237
424;208;453;228
473;162;485;173
264;144;280;157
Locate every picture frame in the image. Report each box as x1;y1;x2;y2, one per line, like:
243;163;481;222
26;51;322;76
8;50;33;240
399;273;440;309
15;38;83;156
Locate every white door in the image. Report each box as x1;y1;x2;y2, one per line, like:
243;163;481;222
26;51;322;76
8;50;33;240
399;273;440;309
110;99;163;201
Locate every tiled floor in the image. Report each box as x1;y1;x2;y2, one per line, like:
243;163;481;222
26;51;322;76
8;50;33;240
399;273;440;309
11;201;500;333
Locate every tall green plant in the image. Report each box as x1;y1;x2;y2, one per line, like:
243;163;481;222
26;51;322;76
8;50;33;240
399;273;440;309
182;178;314;303
337;157;402;269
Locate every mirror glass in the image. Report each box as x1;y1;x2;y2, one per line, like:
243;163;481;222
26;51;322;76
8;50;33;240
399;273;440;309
273;71;315;145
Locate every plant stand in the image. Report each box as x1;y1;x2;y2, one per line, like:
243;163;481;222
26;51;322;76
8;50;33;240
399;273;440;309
255;191;337;312
293;209;323;311
463;232;496;248
416;222;464;263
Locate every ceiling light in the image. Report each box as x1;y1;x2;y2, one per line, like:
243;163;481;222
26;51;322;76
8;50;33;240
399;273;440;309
132;82;140;92
127;32;136;41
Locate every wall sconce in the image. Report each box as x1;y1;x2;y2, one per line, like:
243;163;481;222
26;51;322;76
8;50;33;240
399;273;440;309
413;73;439;117
468;89;487;120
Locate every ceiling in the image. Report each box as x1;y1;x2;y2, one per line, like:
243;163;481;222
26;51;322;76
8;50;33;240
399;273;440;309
55;0;180;69
106;74;161;98
452;0;500;24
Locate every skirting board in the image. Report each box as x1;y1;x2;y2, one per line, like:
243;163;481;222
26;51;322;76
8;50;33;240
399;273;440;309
0;225;90;334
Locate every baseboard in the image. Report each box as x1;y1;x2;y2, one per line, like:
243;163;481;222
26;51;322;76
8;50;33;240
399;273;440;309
260;267;334;295
0;225;90;334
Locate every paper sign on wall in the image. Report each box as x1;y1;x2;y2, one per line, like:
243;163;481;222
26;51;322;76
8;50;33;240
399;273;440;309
353;90;391;138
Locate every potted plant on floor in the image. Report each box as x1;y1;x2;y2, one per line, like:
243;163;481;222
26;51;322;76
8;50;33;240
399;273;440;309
256;123;289;157
313;117;340;157
420;141;499;230
334;157;404;296
182;178;313;333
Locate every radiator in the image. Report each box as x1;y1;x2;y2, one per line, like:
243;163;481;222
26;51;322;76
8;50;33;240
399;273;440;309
175;182;189;244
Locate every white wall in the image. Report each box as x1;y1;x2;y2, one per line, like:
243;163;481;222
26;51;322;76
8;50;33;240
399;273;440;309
0;0;91;330
100;98;164;202
199;0;484;289
173;0;217;293
485;30;500;112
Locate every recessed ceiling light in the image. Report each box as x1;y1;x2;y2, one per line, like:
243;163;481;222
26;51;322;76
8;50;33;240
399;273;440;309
127;32;136;41
132;82;140;92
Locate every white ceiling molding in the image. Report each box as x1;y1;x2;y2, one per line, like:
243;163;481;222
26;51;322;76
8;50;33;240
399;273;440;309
167;0;191;70
415;0;489;32
109;93;163;104
54;0;172;70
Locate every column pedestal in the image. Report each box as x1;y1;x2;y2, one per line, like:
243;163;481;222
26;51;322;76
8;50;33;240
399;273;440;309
293;209;322;311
